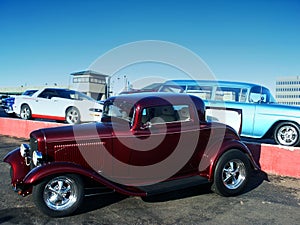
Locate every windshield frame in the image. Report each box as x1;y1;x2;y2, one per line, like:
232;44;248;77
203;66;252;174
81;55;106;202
102;99;135;125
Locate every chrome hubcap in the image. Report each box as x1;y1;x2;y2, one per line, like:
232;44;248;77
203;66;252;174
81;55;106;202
277;125;298;145
222;159;246;189
43;176;77;211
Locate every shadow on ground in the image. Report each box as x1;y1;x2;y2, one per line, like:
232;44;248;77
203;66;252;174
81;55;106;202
74;169;269;215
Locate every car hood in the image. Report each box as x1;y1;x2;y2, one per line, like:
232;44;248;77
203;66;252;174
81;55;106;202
30;122;114;146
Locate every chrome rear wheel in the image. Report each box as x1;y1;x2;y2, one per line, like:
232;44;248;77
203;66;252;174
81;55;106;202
274;122;300;146
222;159;246;190
212;149;251;196
20;104;31;120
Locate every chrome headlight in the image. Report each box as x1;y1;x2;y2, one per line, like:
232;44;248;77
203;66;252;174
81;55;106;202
32;151;43;166
20;144;30;157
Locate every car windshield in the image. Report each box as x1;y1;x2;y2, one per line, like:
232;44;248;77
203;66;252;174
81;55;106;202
214;87;248;102
22;90;38;96
102;100;134;122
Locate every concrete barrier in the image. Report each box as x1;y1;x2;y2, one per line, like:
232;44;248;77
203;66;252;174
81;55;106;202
246;142;300;179
0;117;66;139
0;117;299;178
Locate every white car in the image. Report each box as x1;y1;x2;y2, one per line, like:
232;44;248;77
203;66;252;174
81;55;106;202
13;88;103;124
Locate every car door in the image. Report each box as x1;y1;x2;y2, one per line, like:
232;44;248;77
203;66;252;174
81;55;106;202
250;86;278;138
112;104;202;185
32;89;63;119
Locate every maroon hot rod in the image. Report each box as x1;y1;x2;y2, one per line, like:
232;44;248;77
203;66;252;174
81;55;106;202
3;92;259;217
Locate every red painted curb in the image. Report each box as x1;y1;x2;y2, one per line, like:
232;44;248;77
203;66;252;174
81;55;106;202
246;142;300;179
0;118;299;178
0;117;66;139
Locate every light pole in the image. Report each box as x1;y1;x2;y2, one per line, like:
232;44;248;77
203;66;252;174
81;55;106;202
106;76;112;99
124;75;128;92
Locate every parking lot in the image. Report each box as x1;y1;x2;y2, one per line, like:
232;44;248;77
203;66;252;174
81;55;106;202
0;135;299;225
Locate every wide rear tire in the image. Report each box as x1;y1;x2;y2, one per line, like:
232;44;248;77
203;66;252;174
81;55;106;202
212;149;251;197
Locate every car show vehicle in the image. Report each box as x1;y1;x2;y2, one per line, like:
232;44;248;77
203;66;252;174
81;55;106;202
12;88;103;124
159;80;300;146
3;92;259;217
1;96;15;115
0;94;9;104
1;90;38;116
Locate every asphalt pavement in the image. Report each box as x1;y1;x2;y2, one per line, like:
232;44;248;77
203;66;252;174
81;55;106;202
0;135;299;225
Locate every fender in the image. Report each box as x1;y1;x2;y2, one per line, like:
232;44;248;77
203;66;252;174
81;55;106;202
20;161;147;197
3;148;31;185
205;138;260;181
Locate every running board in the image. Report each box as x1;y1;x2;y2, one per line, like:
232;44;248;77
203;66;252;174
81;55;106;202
84;186;115;197
138;176;209;196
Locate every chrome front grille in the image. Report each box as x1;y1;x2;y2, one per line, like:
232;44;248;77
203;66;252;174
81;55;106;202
29;136;38;168
30;136;38;152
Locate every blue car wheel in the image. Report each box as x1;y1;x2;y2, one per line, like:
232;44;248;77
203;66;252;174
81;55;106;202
274;122;300;146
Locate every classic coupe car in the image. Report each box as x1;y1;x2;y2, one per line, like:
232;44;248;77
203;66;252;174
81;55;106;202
159;80;300;146
12;88;103;124
4;92;259;217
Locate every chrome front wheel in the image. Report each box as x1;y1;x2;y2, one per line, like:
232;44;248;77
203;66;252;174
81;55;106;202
33;174;84;217
66;107;80;124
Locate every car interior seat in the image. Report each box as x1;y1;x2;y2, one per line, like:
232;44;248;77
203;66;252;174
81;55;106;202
151;106;176;123
178;107;190;121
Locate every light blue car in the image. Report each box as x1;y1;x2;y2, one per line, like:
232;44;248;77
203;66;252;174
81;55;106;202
159;80;300;146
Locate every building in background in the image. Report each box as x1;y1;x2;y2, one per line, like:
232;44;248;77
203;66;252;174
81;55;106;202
276;76;300;106
70;70;109;100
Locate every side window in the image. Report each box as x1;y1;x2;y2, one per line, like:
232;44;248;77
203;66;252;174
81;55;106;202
174;105;191;121
141;105;191;125
186;86;212;100
57;90;71;99
214;87;242;102
239;89;248;102
38;90;56;99
249;86;270;103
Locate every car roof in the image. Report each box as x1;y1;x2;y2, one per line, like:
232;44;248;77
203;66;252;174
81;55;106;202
162;80;263;89
38;88;84;93
107;92;202;106
42;88;70;91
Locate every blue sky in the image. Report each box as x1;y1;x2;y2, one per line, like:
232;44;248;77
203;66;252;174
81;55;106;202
1;0;300;94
